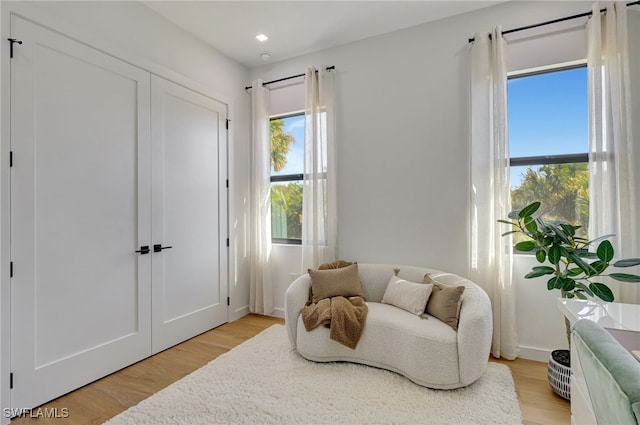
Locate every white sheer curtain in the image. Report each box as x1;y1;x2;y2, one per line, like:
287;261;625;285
249;79;274;314
470;27;518;360
587;2;639;302
302;67;337;271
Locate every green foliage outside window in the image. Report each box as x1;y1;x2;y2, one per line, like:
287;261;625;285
270;119;295;173
271;183;303;240
511;163;589;244
270;117;303;241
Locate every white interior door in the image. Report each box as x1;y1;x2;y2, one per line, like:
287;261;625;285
151;76;228;353
10;17;152;409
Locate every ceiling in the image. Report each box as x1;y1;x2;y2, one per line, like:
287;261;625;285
142;1;503;68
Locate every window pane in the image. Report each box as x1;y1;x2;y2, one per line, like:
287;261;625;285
508;66;589;244
510;163;589;239
271;114;304;176
271;181;303;241
508;67;588;158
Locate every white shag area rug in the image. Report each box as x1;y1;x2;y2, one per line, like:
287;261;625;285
105;325;522;425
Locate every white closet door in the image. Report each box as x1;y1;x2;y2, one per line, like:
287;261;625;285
9;17;152;409
151;76;228;354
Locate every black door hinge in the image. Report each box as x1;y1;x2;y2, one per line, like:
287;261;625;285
8;38;22;59
9;151;13;167
225;119;230;130
227;297;230;306
10;373;13;389
226;179;229;188
10;262;13;278
226;238;229;247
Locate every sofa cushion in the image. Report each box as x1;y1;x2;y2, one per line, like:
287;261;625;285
381;275;433;315
425;274;465;331
296;302;460;387
308;263;364;303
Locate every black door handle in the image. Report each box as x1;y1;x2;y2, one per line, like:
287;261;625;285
154;244;173;253
135;245;150;254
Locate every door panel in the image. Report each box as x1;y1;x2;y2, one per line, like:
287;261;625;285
151;76;227;353
10;16;152;409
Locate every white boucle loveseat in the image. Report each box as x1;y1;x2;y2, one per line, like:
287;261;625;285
284;264;493;389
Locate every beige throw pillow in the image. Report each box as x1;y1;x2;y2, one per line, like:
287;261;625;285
381;275;433;316
424;274;465;331
318;260;355;270
308;263;363;303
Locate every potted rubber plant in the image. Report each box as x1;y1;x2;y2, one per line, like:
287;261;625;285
499;201;640;399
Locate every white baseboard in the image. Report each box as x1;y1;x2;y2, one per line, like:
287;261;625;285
229;305;250;322
270;308;285;319
518;345;552;362
229;306;285;321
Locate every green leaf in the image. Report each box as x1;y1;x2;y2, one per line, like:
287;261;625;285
561;278;576;291
566;292;575;299
525;266;555;279
525;270;550;279
583;234;616;247
548;244;562;265
532;266;555;272
613;258;640;268
568;252;598;276
567;267;583;277
589;260;608;274
597;240;615;263
578;252;599;259
501;230;520;237
524;216;538;232
589;282;614;302
609;273;640;283
519;202;541;218
575;292;587;300
535;249;546;263
497;219;516;226
548;223;571;245
575;282;594;297
559;223;576;237
548;276;564;290
515;241;537;252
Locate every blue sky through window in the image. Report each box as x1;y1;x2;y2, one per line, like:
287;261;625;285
508;66;588;187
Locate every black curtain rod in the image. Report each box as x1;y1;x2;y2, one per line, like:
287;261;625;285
468;0;640;43
245;65;335;91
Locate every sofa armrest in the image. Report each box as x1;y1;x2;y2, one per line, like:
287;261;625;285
284;274;312;349
456;283;493;385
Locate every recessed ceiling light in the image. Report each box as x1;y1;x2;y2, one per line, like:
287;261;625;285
256;34;269;42
260;52;272;61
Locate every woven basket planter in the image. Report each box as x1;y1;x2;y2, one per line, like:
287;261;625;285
548;349;571;400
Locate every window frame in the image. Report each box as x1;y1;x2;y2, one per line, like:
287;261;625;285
507;63;589;253
270;112;305;245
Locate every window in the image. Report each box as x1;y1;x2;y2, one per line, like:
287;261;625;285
270;113;304;244
508;65;589;242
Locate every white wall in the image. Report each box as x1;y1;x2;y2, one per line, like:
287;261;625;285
630;9;640;262
0;1;250;419
250;1;609;358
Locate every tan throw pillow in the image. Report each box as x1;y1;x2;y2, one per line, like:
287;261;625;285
424;274;465;331
318;260;355;270
381;275;433;316
308;263;363;303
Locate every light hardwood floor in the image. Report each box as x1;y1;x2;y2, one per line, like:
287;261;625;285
11;314;570;424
